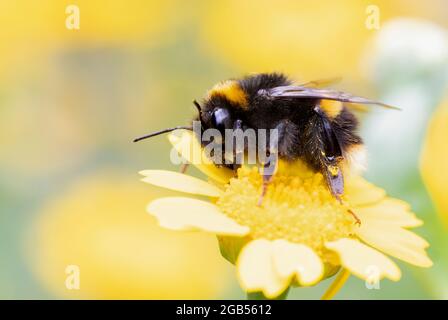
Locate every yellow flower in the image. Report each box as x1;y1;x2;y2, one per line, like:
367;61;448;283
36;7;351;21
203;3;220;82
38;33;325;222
142;130;432;299
26;171;231;299
421;97;448;227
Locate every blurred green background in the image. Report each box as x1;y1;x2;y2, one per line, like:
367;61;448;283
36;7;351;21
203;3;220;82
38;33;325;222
0;0;448;299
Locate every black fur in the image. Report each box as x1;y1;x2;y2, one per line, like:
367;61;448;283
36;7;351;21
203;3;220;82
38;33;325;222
198;73;363;197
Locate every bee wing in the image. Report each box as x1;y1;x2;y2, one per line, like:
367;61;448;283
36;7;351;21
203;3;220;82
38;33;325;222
298;77;342;88
261;86;400;110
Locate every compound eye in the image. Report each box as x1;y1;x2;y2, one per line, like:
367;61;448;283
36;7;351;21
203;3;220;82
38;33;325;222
211;108;232;132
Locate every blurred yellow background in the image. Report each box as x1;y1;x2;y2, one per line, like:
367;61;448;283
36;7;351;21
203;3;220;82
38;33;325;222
0;0;447;299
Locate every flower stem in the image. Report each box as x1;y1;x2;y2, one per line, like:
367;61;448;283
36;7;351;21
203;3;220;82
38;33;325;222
321;269;350;300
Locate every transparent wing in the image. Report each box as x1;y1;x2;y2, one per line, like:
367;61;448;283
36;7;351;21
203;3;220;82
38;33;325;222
260;86;400;110
297;77;342;88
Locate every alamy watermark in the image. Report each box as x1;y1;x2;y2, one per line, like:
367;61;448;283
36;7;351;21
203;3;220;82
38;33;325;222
65;5;80;30
170;121;279;175
365;265;381;290
365;5;380;30
65;264;80;290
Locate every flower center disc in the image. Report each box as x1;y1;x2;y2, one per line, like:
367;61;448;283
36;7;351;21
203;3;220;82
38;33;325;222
217;163;355;258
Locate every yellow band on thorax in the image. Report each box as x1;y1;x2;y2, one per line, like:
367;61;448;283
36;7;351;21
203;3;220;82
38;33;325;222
208;80;248;108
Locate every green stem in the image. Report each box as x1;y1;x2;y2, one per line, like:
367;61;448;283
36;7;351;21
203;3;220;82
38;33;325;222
321;269;351;300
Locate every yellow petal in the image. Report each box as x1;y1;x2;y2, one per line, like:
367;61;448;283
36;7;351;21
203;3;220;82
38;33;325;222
356;198;423;228
168;130;234;184
358;223;429;248
325;238;401;281
139;170;222;197
355;224;432;267
345;176;386;206
236;240;289;299
147;197;249;236
271;240;323;286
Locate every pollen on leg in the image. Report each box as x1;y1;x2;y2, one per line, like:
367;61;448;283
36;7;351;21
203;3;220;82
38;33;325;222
216;163;355;260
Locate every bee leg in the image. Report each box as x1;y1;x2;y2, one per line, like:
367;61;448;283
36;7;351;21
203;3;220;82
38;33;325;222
180;163;189;174
334;192;362;226
257;171;273;206
341;199;362;226
324;163;361;225
347;208;362;226
257;158;278;206
257;120;289;206
324;163;344;198
233;119;245;164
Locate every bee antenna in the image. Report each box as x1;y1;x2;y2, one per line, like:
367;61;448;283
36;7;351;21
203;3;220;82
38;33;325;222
133;126;193;143
193;100;202;112
193;100;204;123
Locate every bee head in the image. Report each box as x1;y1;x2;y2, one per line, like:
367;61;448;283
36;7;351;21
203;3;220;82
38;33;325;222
197;79;250;132
198;96;237;134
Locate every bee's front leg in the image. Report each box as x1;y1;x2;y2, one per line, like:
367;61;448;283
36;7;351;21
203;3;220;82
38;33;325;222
257;120;294;206
257;160;277;206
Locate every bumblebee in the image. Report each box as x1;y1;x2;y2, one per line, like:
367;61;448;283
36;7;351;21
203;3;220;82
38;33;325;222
135;73;397;214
